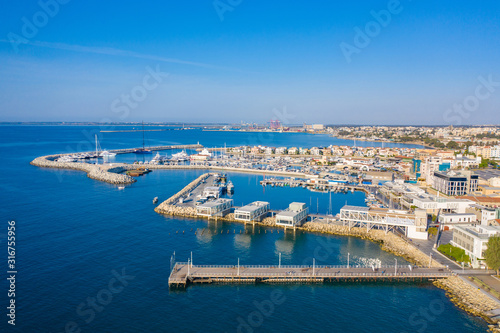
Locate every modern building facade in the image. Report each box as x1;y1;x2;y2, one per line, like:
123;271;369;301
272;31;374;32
234;201;270;222
451;225;500;268
275;202;308;227
432;170;478;196
438;213;477;230
196;198;233;217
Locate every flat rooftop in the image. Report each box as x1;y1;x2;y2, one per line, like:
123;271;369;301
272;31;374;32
277;210;302;218
341;205;415;220
235;201;269;213
473;168;500;180
199;198;232;208
440;213;476;217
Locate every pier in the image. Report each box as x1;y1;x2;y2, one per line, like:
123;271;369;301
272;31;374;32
168;262;451;288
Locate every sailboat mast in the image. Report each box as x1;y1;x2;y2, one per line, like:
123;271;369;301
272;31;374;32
142;122;145;150
95;134;98;165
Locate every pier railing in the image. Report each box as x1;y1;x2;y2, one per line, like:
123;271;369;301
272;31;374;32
175;262;426;270
187;272;451;277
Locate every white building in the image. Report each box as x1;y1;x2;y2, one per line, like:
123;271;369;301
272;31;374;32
196;199;233;217
234;201;270;222
453;155;481;169
490;146;500;159
451;225;500;268
482;207;500;226
276;202;308;227
438;213;477;230
408;194;474;214
432;170;479;196
203;186;222;199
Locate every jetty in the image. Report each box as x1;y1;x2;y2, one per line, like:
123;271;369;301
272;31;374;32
168;262;451;288
30;144;203;185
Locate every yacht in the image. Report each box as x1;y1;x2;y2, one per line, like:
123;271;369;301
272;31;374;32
100;150;117;157
227;181;234;194
172;150;189;161
57;155;76;163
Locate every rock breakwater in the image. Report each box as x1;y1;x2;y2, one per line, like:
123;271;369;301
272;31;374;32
31;155;136;184
434;276;500;329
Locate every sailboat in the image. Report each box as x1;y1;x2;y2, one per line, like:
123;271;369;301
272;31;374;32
134;122;152;154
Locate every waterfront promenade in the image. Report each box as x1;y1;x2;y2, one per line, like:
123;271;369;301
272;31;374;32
168;262;451;287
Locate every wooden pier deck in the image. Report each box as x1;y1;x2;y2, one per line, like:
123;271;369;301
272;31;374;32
168;263;451;288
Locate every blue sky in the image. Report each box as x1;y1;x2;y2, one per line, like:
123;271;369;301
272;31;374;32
1;0;499;125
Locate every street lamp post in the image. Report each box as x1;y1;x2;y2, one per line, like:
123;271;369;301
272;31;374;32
237;258;240;276
394;259;397;275
347;252;350;268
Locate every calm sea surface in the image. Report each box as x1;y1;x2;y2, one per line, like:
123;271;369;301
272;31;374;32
0;125;487;332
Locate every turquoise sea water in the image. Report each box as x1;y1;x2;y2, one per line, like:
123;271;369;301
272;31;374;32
0;125;488;332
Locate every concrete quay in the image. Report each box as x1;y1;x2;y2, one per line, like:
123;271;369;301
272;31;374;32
169;263;451;288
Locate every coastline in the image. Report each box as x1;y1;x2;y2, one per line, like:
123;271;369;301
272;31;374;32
333;136;434;149
433;277;500;330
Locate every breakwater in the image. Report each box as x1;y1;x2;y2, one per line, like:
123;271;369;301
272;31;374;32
30;144;205;185
30;155;137;184
156;173;212;207
434;276;500;330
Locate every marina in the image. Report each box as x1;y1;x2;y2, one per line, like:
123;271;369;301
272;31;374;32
13;125;497;332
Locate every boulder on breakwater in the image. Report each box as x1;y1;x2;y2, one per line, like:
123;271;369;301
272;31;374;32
30;155;136;185
434;276;500;327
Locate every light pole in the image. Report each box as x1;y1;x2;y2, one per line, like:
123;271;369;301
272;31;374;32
191;251;193;268
237;258;240;276
187;258;190;276
347;252;350;268
279;252;281;269
394;259;397;275
313;258;316;276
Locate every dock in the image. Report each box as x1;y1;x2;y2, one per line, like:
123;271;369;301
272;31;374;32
168;263;451;288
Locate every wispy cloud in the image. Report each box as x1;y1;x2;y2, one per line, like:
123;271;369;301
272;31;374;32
0;39;243;72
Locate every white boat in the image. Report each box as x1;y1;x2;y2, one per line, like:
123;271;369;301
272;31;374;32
172;150;189;161
118;186;125;190
57;155;76;163
199;148;212;157
100;150;117;157
227;181;234;194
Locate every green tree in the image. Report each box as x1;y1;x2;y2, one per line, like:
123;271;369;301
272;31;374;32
485;236;500;275
479;159;490;168
446;141;460;150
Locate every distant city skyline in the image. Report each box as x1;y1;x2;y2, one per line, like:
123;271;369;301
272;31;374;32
1;1;499;125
